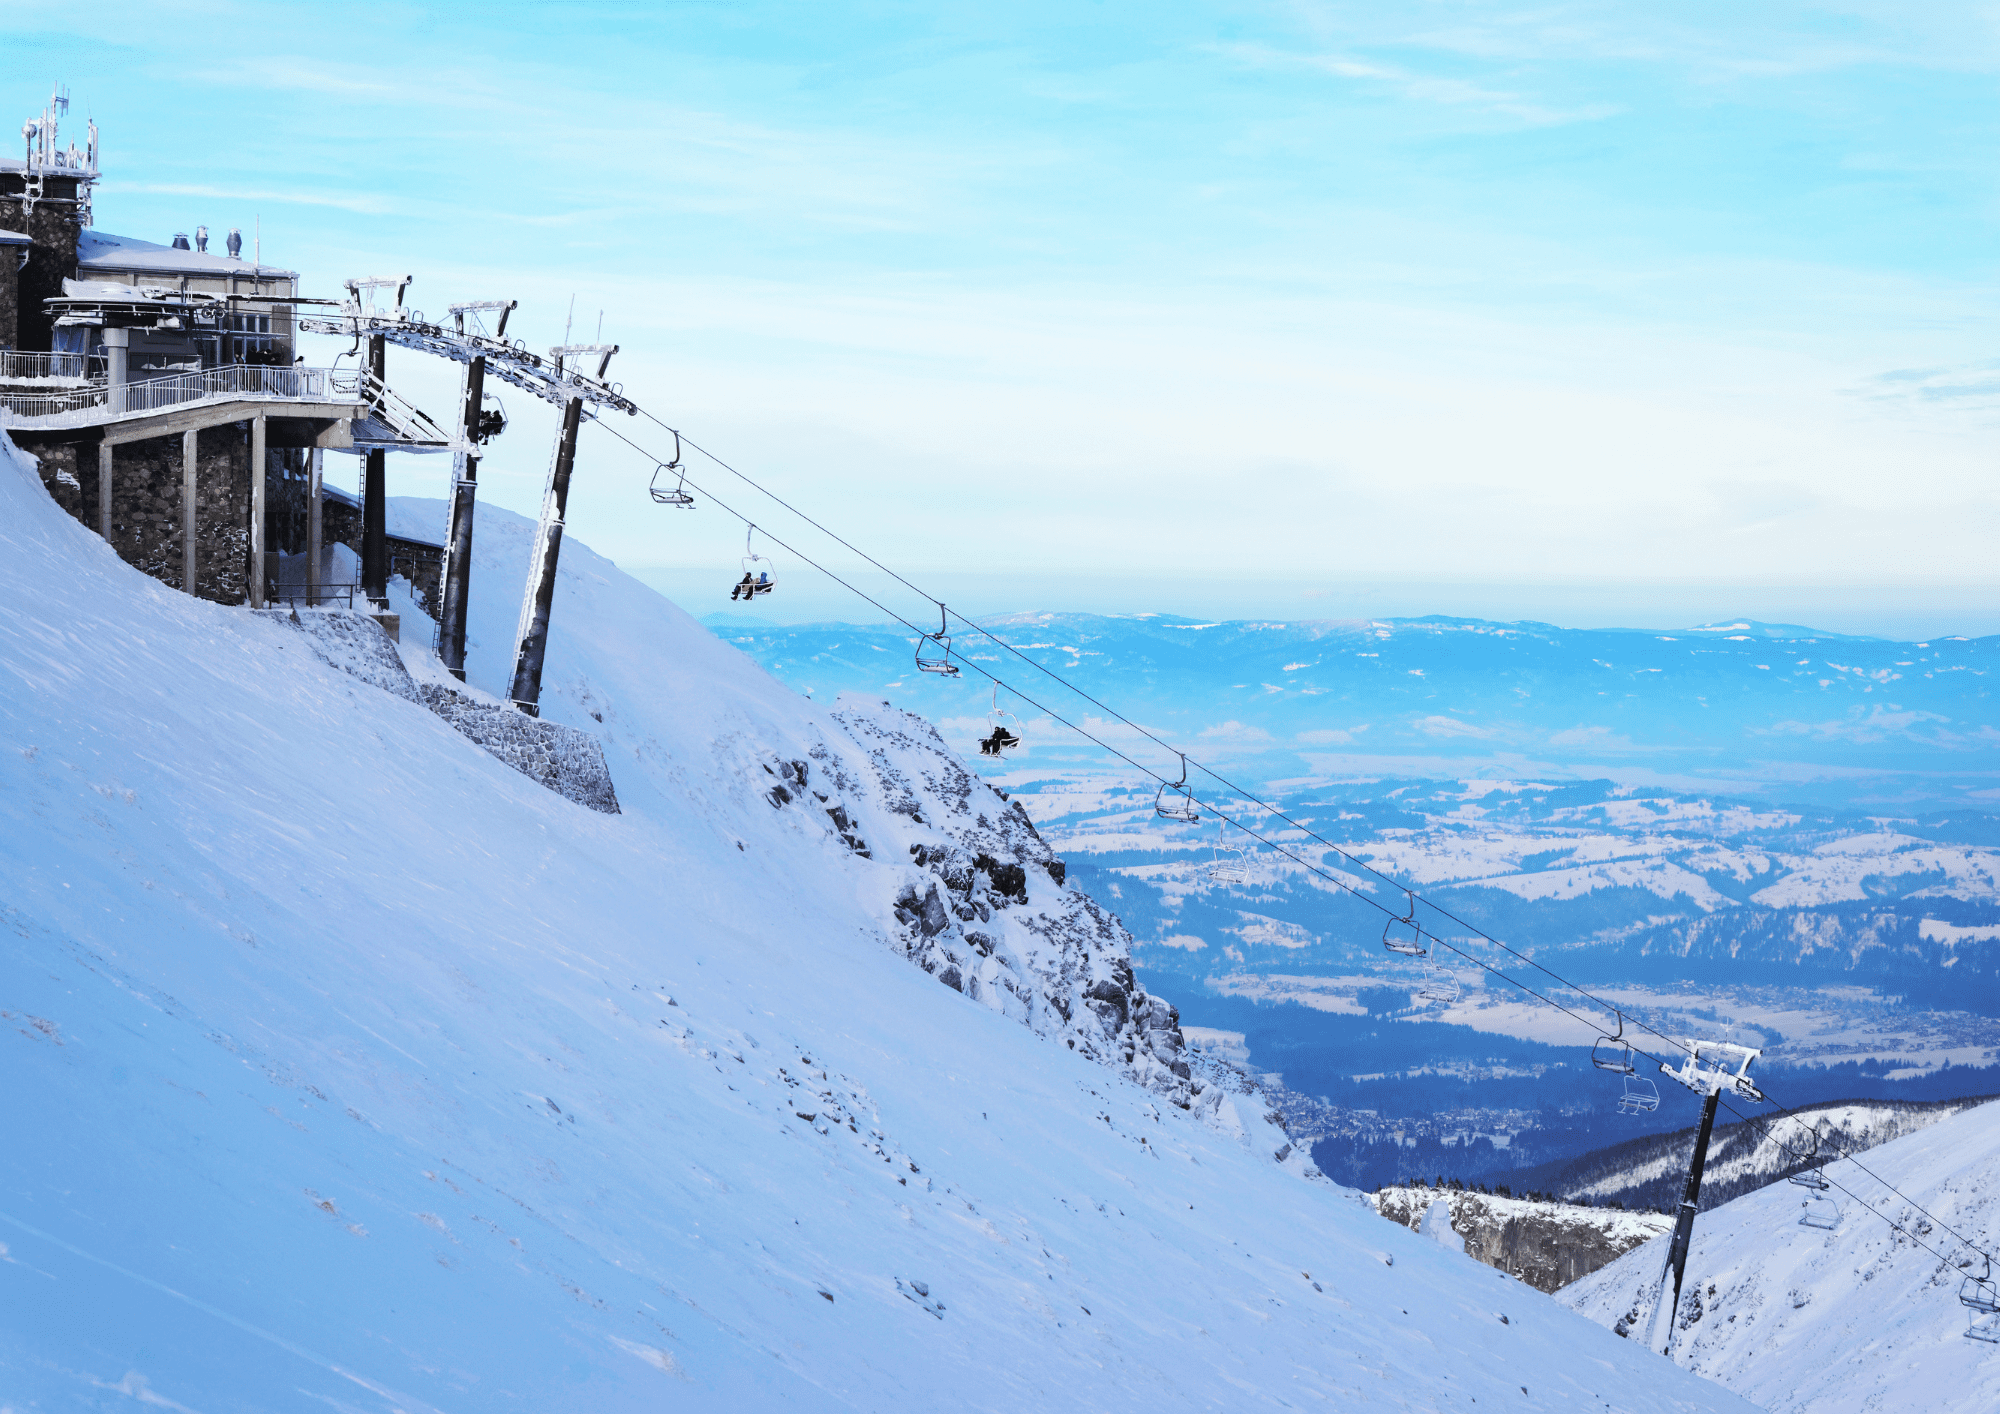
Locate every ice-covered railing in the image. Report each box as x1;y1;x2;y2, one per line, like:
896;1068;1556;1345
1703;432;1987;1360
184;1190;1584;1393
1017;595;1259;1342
0;365;339;428
0;350;105;384
331;367;453;449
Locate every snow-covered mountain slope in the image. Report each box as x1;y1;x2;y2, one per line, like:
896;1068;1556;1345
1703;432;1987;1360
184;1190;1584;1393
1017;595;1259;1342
1560;1100;2000;1414
0;441;1754;1412
1500;1096;1997;1216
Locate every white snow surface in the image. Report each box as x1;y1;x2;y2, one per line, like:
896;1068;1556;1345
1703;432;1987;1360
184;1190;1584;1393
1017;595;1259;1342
0;436;1752;1412
1560;1100;2000;1414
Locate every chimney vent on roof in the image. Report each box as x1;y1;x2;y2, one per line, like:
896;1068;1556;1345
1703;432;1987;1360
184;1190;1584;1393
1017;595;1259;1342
171;232;190;250
195;225;208;253
226;228;242;259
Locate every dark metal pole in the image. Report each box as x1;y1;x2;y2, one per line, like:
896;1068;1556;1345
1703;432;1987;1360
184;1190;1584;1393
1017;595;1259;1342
438;353;485;679
361;332;388;607
1645;1088;1722;1357
508;394;583;716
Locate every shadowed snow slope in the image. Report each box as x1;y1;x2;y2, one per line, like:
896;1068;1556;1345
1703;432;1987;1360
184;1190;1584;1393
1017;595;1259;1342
0;444;1751;1412
1561;1099;2000;1414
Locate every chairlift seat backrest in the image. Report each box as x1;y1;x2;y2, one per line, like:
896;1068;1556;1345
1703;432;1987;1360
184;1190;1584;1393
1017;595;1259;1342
1799;1195;1841;1231
1617;1075;1660;1115
1591;1037;1637;1075
1962;1271;2000;1315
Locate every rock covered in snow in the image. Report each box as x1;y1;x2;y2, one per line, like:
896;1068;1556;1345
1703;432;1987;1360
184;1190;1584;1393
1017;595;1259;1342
1375;1184;1668;1292
818;698;1200;1111
1419;1198;1467;1254
261;605;619;814
416;683;620;815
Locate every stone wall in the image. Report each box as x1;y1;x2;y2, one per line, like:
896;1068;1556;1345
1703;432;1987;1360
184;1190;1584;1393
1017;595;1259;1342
417;684;620;815
29;426;252;604
387;536;443;621
0;240;18;349
0;176;83;352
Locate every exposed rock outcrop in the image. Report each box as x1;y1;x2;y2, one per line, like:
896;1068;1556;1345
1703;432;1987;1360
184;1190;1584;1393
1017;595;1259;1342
1372;1184;1668;1292
821;699;1207;1112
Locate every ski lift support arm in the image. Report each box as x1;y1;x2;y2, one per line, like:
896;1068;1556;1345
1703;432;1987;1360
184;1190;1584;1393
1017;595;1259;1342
298;313;639;418
449;299;517;339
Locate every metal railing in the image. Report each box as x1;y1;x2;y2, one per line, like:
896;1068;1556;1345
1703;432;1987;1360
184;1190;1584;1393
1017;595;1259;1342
0;350;105;383
121;364;331;416
270;581;362;610
0;364;339;428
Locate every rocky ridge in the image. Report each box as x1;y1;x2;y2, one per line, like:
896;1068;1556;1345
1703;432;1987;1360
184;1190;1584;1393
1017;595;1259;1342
1373;1183;1669;1293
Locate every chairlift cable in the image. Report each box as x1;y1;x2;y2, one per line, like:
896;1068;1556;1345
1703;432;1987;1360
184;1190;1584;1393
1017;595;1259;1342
594;413;2000;1271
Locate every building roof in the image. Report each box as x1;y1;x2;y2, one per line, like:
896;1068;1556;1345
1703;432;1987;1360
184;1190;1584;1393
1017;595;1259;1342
78;229;297;281
0;229;29;247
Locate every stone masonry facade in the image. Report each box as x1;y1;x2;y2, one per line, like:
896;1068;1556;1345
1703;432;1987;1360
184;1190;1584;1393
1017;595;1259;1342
0;175;83;352
30;425;256;604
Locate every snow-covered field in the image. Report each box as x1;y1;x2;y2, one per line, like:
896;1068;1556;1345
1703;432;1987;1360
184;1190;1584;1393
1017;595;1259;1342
0;436;1753;1411
1562;1100;2000;1414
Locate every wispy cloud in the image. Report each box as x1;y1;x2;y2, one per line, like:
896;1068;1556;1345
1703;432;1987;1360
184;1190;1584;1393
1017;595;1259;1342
109;181;393;215
1415;714;1495;739
1215;41;1619;126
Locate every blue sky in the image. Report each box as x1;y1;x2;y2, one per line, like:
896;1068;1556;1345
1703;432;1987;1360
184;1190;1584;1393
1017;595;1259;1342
12;3;2000;633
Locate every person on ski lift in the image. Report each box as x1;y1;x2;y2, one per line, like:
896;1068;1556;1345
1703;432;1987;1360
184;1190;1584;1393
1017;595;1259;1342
754;570;770;594
732;572;755;601
979;724;1021;757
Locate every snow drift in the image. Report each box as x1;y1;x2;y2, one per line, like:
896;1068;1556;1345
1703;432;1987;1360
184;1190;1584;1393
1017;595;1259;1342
0;434;1752;1411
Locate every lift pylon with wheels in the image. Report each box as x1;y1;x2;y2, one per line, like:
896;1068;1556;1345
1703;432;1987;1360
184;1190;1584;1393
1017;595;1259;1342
1642;1038;1763;1361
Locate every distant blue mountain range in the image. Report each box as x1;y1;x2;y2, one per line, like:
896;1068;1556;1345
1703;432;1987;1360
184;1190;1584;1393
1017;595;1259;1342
704;611;1999;808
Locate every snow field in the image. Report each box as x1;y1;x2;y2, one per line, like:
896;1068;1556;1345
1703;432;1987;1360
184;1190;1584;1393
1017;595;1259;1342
0;434;1752;1411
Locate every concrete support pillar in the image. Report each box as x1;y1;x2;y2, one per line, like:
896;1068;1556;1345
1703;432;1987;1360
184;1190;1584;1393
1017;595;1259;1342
249;413;267;608
181;428;198;595
307;447;323;607
97;441;111;541
102;326;129;417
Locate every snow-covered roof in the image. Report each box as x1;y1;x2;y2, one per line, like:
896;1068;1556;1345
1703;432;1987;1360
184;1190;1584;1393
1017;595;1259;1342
0;228;29;247
77;229;296;280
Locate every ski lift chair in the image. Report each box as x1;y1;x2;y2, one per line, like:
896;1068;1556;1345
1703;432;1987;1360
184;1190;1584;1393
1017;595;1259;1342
1154;755;1201;823
1207;820;1248;883
1416;959;1459;1007
916;604;960;677
649;433;695;508
1798;1194;1841;1230
1616;1074;1660;1116
979;684;1022;757
1961;1256;2000;1343
1786;1124;1831;1192
1382;890;1427;958
731;528;776;601
1592;1012;1638;1076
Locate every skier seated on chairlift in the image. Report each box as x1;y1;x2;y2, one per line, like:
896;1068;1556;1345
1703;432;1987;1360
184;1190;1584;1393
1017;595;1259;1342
979;724;1021;757
731;570;773;601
